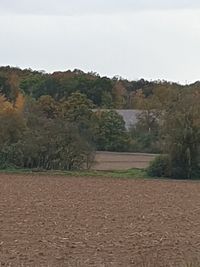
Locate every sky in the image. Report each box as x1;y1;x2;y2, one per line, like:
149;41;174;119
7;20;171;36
0;0;200;83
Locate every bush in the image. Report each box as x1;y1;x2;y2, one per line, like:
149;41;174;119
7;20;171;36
147;155;200;179
147;155;170;178
0;120;95;171
170;161;200;180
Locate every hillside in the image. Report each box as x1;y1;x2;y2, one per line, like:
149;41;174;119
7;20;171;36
1;66;198;109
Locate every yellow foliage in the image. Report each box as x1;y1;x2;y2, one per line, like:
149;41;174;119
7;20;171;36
14;93;25;113
0;95;13;113
0;93;25;114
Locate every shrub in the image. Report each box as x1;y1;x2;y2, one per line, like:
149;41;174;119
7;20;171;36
147;155;170;178
0;121;94;171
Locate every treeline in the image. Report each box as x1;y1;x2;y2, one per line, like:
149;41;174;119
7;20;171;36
0;92;129;170
0;66;199;178
136;88;200;179
1;65;199;108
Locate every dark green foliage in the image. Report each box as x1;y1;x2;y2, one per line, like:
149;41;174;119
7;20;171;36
61;92;97;146
95;110;130;152
20;72;114;107
161;90;200;179
0;75;10;99
148;155;200;180
20;71;69;100
130;111;160;153
0;94;95;171
130;132;160;153
147;155;170;177
20;73;46;97
0;112;26;145
0;66;199;176
0;120;93;170
0;66;188;109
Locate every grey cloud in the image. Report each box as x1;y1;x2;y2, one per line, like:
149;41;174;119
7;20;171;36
0;0;200;16
0;1;200;83
0;9;200;83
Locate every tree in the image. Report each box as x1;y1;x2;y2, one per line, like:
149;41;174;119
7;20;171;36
161;89;200;179
95;110;130;151
129;89;161;152
37;95;59;119
0;94;12;112
130;112;160;153
62;92;94;120
0;96;95;170
0;75;10;99
0;93;26;154
60;92;96;142
20;72;45;97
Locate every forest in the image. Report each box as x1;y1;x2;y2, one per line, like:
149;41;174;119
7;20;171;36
0;66;199;179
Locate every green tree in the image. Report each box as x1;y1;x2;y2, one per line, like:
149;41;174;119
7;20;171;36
95;110;130;151
130;114;160;153
0;75;10;99
161;89;200;179
0;94;95;170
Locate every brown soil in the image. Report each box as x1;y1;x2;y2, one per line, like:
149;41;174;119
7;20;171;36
0;174;200;267
93;152;157;170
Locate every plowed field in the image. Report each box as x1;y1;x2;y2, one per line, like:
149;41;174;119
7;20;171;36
93;152;157;170
0;174;200;267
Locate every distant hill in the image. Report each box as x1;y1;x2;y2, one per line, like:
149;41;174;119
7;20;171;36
0;66;199;109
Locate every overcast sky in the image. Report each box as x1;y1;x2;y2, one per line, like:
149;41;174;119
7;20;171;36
0;0;200;83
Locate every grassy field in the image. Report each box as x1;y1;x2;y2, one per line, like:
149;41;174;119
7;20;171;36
0;167;148;179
